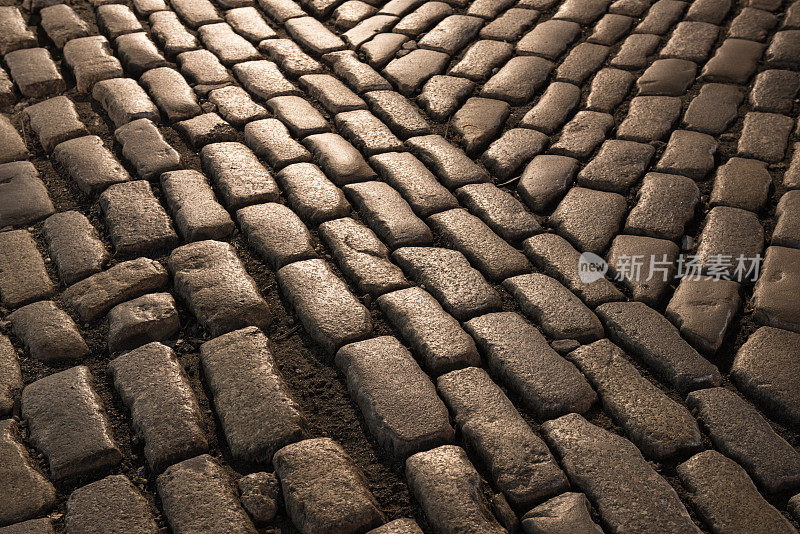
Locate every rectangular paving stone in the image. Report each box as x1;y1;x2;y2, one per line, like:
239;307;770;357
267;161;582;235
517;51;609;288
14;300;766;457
43;211;109;285
596;301;722;392
586;68;634;112
0;335;22;416
521;492;602;534
0;230;55;309
140;67;200;122
344;14;398;48
455;183;539;244
542;413;700;534
320;217;409;296
518;81;580;134
464;312;596;419
4;48;65;98
22;366;123;481
157;455;257;534
237;203;317;270
428;208;530;281
178;49;233;94
23;96;88;153
133;0;168;16
448;40;513;82
451;97;510;155
625;172;699;242
362;90;430;139
335;336;453;459
549;111;614;160
751;246;800;333
149;10;200;57
701;39;764;84
0;418;55;527
383;49;450;95
276;162;351;224
766;30;800;68
369;152;458;217
326;51;393;94
517;19;580;59
199;22;260;65
418;74;475;121
554;42;609;85
303;132;377;185
611;33;660;69
274;438;384;534
480;7;539;40
277;259;373;354
617;95;681;142
517;155;577;212
9;301;89;363
682;83;742;135
393;4;451;37
115;118;181;180
267;95;329;138
0;161;54;229
171;0;222;27
566;339;702;459
550;186;627;254
480;128;548;181
175;112;237;149
695;206;764;277
750;69;800;114
687;387;800;493
201;142;280;209
344;181;432;248
0;7;37;56
63;257;168;322
738;111;794;163
418;14;482;55
93;77;159;128
106;292;180;352
63;36;124;93
96;4;142;38
245;118;310;169
678;450;797;534
226;7;277;42
406;445;506;534
377;287;480;375
169;240;272;336
710;157;771;212
300;74;367;114
335;109;405;156
208;85;268;126
406;134;488;188
605;235;678;305
110;342;207;472
661;21;718;62
201;327;305;463
261;39;324;77
480;55;554;105
259;0;306;22
65;475;158;534
665;276;740;354
393;246;501;320
730;7;778;41
100;180;178;257
437;367;568;510
233;60;298;100
285;16;346;55
577;139;654;193
161;170;234;241
0;115;27;166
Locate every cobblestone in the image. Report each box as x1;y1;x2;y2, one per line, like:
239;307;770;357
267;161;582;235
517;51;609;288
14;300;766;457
0;230;55;309
9;301;88;363
4;48;65;99
65;475;158;534
201;142;279;208
418;75;474;121
161;169;234;241
665;276;740;354
682;83;743;135
522;493;602;534
624;172;699;241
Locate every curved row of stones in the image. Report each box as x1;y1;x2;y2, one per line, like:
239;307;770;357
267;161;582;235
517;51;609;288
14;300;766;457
0;0;799;531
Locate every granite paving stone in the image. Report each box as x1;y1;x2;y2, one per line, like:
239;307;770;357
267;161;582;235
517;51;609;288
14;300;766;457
0;419;56;527
418;15;483;55
517;19;581;59
0;230;55;309
480;55;554;105
751;246;800;333
62;36;124;93
276;162;352;224
688;387;800;493
110;342;208;472
367;519;423;534
361;33;409;69
596;301;723;392
701;39;764;84
455;183;539;243
267;95;329;138
479;7;539;40
115;32;168;77
550;186;627;254
625;172;699;241
732;326;800;428
107;292;179;352
451;97;510;155
0;162;54;228
369;152;458;217
303;132;377;185
260;38;324;78
177;50;233;94
577;139;654;193
208;85;269;126
521;493;603;534
750;70;800;114
660;21;718;62
0;67;14;109
553;42;609;85
201;142;280;209
325;50;392;93
406;134;488;188
695;206;764;277
665;276;740;354
201;327;306;463
394;3;451;36
765;30;800;68
363;90;430;139
92;77;159;128
0;336;22;416
566;339;702;459
617;95;682;142
774;191;800;248
481;128;548;180
335;109;405;155
634;0;686;33
199;23;261;65
23;96;87;153
636;58;696;96
417;75;475;121
738;111;794;163
115;119;181;180
336;336;453;459
161;169;234;241
244;118;310;168
655;130;717;179
550;110;625;160
448;40;513;82
169;240;272;336
170;0;223;28
685;0;730;22
285;16;346;55
406;446;506;534
4;48;65;99
0;115;27;165
140;67;201;122
344;15;399;48
238;472;281;525
332;1;378;30
519;82;580;134
259;0;306;21
0;519;54;534
517;154;577;212
589;13;632;45
277;259;373;354
132;0;168;16
729;6;778;41
65;475;158;534
238;203;316;270
606;234;679;305
682;83;743;135
9;301;89;363
678;450;798;534
438;367;567;510
300;74;366;114
226;7;277;42
22;366;123;481
149;11;200;57
710;157;771;212
97;4;142;38
610;33;660;69
63;257;168;322
175;113;238;148
157;455;257;534
233;60;298;100
0;7;36;56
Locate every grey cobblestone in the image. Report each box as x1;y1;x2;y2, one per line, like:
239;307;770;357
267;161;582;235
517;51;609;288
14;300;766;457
9;301;89;363
0;230;55;309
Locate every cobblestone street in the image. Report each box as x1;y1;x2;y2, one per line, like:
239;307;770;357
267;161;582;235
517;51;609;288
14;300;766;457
0;0;799;531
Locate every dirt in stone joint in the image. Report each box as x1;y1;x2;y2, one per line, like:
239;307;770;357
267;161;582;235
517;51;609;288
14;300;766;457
1;0;799;531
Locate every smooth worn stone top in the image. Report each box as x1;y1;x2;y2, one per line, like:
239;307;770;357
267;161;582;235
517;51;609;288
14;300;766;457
0;161;54;229
21;366;123;481
9;301;89;364
405;134;489;189
0;230;56;309
64;475;159;534
335;336;453;459
542;413;701;534
51;135;132;196
274;438;385;534
237;202;317;270
0;335;22;417
42;211;107;286
63;257;169;322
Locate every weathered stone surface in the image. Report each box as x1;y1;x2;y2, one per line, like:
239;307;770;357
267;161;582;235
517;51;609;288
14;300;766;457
0;419;56;527
505;273;603;342
449;40;513;82
406;134;488;188
0;518;54;534
636;58;696;96
752;245;800;332
551;187;627;254
244;118;310;169
234;60;298;100
157;455;257;534
665;276;740;354
611;33;660;69
52;135;131;195
107;292;180;352
276;162;351;224
116;32;168;77
22;366;123;481
326;50;392;93
586;68;634;112
274;438;385;534
523;232;624;307
238;472;280;525
0;116;27;165
161;170;234;241
480;7;538;40
110;342;207;472
577;139;654;193
377;287;480;375
438;367;568;510
4;48;65;98
625;173;699;242
23;96;87;153
383;49;449;95
63;35;124;93
268;95;329;138
710;157;771;212
9;301;89;363
63;257;168;322
96;4;142;38
227;7;276;42
336;336;453;459
464;311;596;419
41;213;105;287
606;234;679;305
750;69;800;114
454;184;538;245
100;180;179;257
517;155;577;213
0;162;54;229
0;7;36;56
369;152;457;217
285;16;346;55
597;301;722;392
695;206;764;277
687;387;800;493
178;50;233;94
549;111;614;160
0;336;22;416
65;475;158;534
617;95;681;142
277;259;372;354
451;97;510;155
656;129;716;179
555;42;609;85
678;450;797;534
738;111;794;163
92;77;159;128
517;19;580;59
701;38;764;84
682;83;743;135
303;133;377;185
0;230;55;309
406;445;505;534
418;14;482;54
732;326;800;428
567;339;702;459
519;82;580;134
335;109;405;156
170;0;222;28
115;119;181;180
363;90;430;139
481;128;547;181
418;75;475;121
201;327;305;463
543;414;700;533
480;56;554;105
149;11;200;57
521;493;603;534
301;74;366;114
208;85;268;126
238;203;316;270
140;67;200;122
169;240;272;336
201;142;280;209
